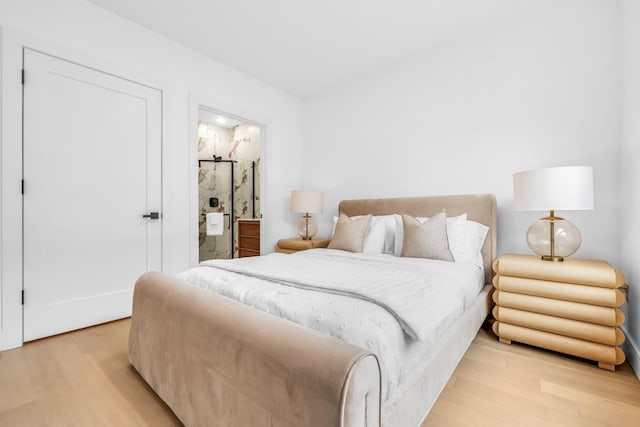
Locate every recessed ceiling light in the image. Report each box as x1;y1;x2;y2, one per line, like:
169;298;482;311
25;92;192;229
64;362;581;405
216;116;226;125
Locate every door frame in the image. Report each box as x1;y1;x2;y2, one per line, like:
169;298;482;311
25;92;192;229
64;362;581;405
188;95;268;267
0;28;168;351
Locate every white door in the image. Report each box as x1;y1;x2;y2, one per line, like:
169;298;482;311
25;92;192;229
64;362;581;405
22;49;162;341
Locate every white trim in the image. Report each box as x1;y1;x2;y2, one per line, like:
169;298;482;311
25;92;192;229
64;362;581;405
188;93;270;266
621;325;640;380
0;28;24;351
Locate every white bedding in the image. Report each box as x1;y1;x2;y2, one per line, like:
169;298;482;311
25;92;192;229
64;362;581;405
177;249;484;401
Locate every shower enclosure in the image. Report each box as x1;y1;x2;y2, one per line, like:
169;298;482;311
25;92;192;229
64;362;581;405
198;117;260;261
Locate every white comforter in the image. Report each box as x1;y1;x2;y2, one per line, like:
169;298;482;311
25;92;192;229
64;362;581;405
177;249;484;400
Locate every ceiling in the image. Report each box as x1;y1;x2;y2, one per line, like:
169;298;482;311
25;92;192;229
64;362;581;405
88;0;545;97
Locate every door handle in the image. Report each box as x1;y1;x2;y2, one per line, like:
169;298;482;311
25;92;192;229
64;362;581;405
142;212;159;220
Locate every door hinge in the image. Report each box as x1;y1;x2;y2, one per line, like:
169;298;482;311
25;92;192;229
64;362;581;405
21;290;24;305
21;180;24;195
21;69;25;85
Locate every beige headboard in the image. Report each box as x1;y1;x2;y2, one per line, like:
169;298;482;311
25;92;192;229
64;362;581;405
338;194;498;284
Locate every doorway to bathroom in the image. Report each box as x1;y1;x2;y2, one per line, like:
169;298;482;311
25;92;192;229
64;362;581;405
197;108;261;261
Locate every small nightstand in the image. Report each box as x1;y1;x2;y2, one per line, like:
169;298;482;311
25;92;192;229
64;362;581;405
492;253;627;371
276;238;330;254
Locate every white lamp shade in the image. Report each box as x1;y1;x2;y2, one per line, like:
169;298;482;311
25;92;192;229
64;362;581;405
290;190;324;214
513;166;594;212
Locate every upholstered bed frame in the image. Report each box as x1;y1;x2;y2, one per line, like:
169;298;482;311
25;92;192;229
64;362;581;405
128;194;497;427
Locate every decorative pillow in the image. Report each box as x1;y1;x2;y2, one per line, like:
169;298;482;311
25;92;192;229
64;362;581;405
328;214;372;252
393;213;467;257
391;212;488;267
400;212;455;261
332;215;394;254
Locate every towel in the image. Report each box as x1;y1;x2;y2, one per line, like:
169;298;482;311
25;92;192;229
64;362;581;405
206;212;224;236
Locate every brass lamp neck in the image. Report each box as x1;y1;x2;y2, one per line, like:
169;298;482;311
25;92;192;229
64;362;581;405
541;209;564;262
303;213;312;240
542;209;564;221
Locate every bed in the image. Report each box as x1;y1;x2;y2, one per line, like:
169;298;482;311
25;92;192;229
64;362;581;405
128;194;497;427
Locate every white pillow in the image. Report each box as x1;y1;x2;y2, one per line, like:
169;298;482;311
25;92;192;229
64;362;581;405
462;220;489;268
332;215;394;254
381;216;396;254
446;214;470;262
363;216;387;253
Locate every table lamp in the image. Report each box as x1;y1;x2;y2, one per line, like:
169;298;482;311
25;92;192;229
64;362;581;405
290;190;324;240
513;166;594;261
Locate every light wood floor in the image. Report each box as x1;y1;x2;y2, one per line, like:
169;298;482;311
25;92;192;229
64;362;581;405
0;319;638;426
424;326;640;427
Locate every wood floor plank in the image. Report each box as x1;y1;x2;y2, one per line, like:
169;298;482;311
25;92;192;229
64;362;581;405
423;327;640;426
0;319;182;427
1;319;639;426
540;380;640;427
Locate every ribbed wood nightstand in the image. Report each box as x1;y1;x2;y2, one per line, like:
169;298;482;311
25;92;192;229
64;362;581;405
492;253;626;371
276;238;330;254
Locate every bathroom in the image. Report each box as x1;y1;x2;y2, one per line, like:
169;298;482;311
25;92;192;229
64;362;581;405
198;108;261;260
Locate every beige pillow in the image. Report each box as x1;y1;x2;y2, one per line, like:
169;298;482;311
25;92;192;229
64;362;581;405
401;212;454;261
328;214;372;253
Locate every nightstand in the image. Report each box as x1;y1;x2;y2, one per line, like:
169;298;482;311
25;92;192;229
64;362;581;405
276;238;330;254
492;253;626;371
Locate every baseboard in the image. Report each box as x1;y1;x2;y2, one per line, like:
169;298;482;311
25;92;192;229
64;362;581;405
621;325;640;380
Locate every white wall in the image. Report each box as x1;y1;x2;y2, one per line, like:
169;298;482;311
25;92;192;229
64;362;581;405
303;0;620;265
0;0;303;350
620;0;640;377
304;0;640;376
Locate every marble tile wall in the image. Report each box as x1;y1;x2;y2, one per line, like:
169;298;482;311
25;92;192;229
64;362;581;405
198;122;260;261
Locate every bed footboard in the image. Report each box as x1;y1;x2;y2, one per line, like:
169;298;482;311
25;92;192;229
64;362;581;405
128;272;381;427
